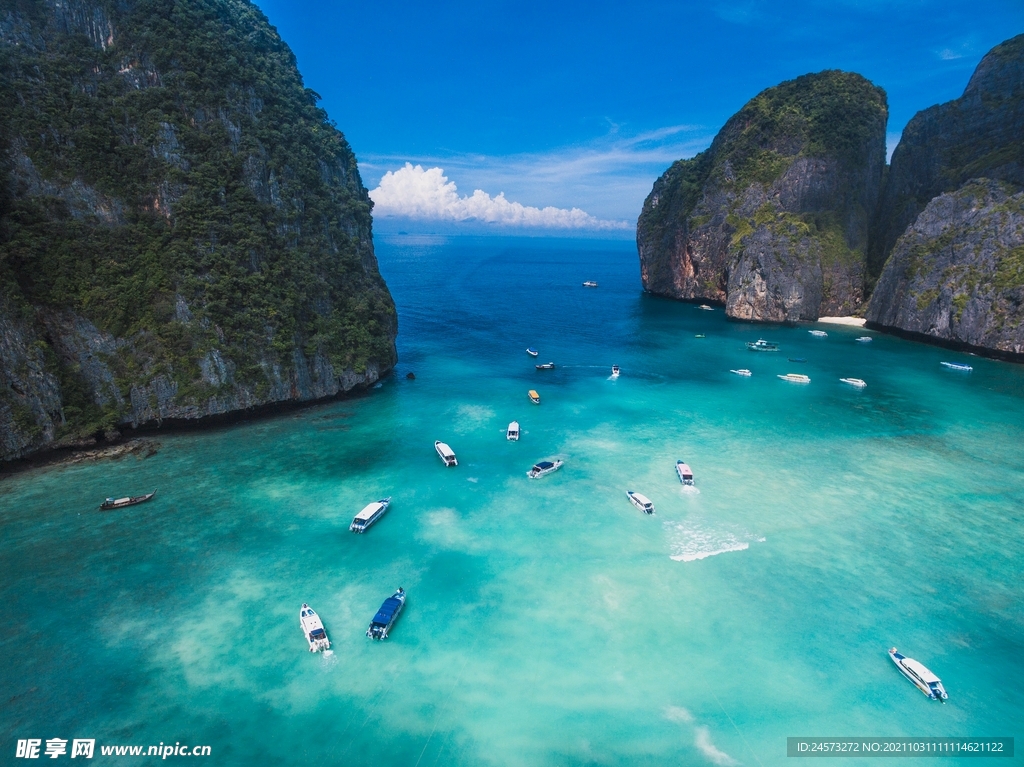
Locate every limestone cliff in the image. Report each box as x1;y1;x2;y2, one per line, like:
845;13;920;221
0;0;397;462
866;182;1024;357
637;71;887;322
868;34;1024;281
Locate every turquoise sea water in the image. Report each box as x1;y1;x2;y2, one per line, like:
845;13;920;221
2;235;1023;766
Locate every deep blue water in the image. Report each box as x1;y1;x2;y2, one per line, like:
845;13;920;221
1;235;1022;765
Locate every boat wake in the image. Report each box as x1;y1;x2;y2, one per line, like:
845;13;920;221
664;519;763;562
679;485;701;496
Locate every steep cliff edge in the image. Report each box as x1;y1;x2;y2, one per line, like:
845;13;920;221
868;34;1024;281
637;71;887;322
0;0;397;462
866;182;1024;356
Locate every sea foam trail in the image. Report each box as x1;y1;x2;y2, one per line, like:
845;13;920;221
665;520;763;562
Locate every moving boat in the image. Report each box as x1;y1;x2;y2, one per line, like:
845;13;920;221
778;373;811;383
730;369;752;376
300;603;330;652
809;329;828;337
435;440;458;466
676;460;694;485
694;333;706;339
788;358;807;363
698;304;713;311
367;588;406;640
746;339;779;352
527;459;563;478
507;421;520;441
582;280;599;287
349;497;392;533
611;365;620;378
840;378;867;388
535;362;556;370
526;347;539;357
627;491;655;514
940;361;973;372
889;648;948;701
528;390;541;404
856;336;872;343
99;490;156;510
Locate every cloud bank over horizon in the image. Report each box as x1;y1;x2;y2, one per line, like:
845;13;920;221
368;163;630;230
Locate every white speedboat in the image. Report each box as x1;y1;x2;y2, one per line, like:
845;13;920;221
367;588;406;640
526;347;539;357
300;603;330;652
747;339;779;352
350;497;392;533
627;491;655;514
940;361;973;372
611;365;620;378
840;377;867;388
582;280;598;287
809;329;828;338
856;336;872;343
698;304;713;311
535;362;556;370
730;368;752;377
778;373;810;383
676;460;694;485
506;421;520;441
527;459;563;478
435;440;458;466
889;648;948;701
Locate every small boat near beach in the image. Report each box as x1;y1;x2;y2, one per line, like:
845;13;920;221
676;460;694;485
535;362;555;370
730;368;752;376
300;603;330;652
582;280;598;287
698;304;713;311
349;497;392;533
889;648;948;701
526;347;539;357
507;421;520;441
435;440;458;466
528;390;541;404
809;330;828;338
940;361;973;372
367;588;406;640
840;378;867;388
627;491;655;514
747;339;779;352
528;459;563;478
856;336;872;343
611;365;620;378
99;490;156;511
778;373;811;383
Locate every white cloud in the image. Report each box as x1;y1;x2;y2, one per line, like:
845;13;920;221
369;163;630;230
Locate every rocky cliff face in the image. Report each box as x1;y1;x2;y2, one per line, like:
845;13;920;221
637;71;887;322
0;0;397;462
866;182;1024;356
868;34;1024;281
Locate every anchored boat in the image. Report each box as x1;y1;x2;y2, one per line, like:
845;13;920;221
300;603;330;652
856;336;872;343
840;378;867;388
526;347;539;357
627;491;655;514
611;365;620;378
582;280;599;287
435;440;458;466
349;497;392;533
675;460;694;485
698;304;713;311
506;421;520;441
809;330;828;338
535;362;556;370
528;390;541;404
99;490;156;511
889;648;948;701
746;339;779;352
528;459;563;478
730;368;752;377
778;373;811;383
367;588;406;640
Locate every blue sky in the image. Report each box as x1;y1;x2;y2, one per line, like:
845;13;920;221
253;0;1022;233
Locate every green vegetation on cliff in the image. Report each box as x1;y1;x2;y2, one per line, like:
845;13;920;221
0;0;396;449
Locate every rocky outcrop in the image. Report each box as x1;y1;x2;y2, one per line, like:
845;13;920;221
637;71;888;322
866;180;1024;356
868;34;1024;280
0;0;397;462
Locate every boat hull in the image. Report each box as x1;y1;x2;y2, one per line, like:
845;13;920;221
99;490;156;510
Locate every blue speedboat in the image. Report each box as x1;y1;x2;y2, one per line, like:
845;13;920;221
526;347;539;357
367;588;406;640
